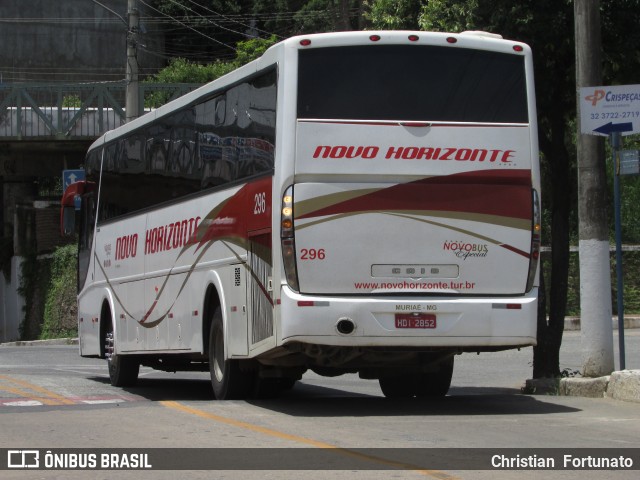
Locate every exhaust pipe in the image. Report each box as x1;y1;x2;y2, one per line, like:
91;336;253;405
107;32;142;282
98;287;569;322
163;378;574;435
336;318;356;335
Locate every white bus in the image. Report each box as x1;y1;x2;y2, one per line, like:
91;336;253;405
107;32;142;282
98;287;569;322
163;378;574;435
61;31;541;399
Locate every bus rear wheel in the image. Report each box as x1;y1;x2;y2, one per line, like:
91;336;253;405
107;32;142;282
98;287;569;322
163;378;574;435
209;307;253;400
104;315;139;387
378;376;416;398
379;357;454;399
415;356;454;397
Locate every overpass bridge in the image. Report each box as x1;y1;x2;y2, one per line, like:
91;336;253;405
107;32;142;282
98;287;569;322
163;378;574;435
0;81;199;342
0;81;198;178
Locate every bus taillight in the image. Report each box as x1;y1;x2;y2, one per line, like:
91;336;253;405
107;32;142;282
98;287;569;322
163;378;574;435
526;189;541;293
281;186;299;292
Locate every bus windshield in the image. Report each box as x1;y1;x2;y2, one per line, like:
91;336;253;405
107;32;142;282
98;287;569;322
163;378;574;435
297;45;528;123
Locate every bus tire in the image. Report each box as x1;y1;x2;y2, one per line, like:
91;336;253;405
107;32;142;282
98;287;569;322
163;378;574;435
209;307;253;400
415;356;454;397
105;315;139;387
378;375;417;398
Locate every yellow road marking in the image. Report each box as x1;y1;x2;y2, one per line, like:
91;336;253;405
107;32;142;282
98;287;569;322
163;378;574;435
0;385;60;405
0;374;75;405
161;400;460;479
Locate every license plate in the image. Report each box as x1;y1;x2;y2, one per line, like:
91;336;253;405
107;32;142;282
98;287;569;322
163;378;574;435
395;313;437;329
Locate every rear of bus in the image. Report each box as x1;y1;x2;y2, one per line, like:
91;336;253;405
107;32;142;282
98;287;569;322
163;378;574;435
277;32;540;388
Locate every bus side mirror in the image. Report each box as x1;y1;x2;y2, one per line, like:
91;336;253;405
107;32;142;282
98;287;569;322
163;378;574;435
62;206;76;236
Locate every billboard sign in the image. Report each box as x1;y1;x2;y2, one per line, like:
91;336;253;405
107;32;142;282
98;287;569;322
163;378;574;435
579;84;640;136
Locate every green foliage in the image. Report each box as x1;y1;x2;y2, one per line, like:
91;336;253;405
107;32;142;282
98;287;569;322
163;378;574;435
62;95;82;108
147;57;234;85
252;0;305;34
419;0;480;32
364;0;421;30
292;0;352;32
607;135;640;244
601;0;640;84
17;245;79;340
40;245;78;339
36;176;63;197
233;35;279;65
546;250;640;316
144;35;278;108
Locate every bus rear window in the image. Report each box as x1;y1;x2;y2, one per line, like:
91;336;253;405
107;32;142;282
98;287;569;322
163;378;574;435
297;45;528;123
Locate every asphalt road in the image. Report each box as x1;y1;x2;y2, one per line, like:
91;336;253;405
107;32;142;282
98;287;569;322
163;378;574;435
0;330;638;480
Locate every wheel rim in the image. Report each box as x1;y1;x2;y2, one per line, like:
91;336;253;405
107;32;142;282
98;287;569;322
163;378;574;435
105;333;114;357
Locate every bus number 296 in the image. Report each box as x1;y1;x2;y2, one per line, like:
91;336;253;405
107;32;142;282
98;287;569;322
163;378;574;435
253;192;267;215
300;248;326;260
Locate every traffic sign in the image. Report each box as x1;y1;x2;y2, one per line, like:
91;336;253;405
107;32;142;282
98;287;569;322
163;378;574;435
62;169;85;189
620;150;640;176
579;84;640;136
62;169;85;210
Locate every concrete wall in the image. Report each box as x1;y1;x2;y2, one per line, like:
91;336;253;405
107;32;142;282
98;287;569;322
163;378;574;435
0;256;24;343
0;0;164;83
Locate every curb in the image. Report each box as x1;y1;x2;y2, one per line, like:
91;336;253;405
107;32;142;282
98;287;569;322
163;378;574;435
560;371;640;404
559;376;611;398
524;370;640;404
563;316;640;331
607;370;640;403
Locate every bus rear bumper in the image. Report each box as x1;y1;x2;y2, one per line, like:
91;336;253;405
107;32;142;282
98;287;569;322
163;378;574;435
278;287;538;349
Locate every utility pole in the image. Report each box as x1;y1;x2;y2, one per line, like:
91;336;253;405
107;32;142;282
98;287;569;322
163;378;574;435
574;0;614;377
126;0;140;122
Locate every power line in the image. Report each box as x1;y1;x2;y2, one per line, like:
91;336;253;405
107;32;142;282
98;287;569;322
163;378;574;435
0;9;355;26
162;0;253;39
89;0;127;26
138;0;236;52
184;0;281;38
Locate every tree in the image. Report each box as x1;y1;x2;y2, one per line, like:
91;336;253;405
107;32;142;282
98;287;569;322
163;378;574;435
144;35;278;106
419;1;576;379
419;0;640;377
146;34;277;84
254;0;365;34
363;0;421;30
